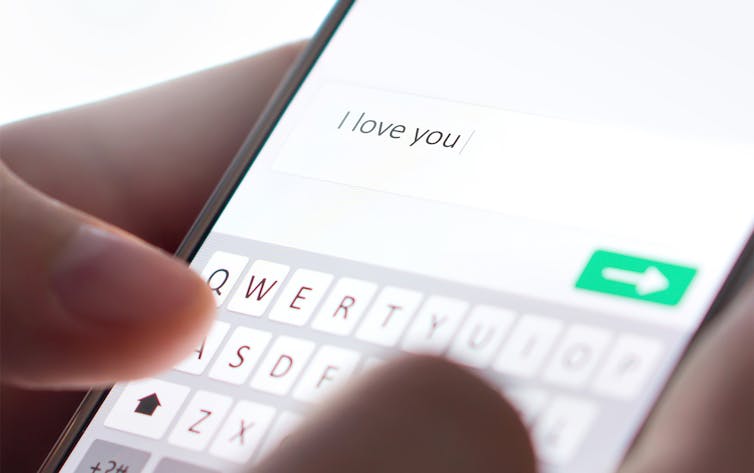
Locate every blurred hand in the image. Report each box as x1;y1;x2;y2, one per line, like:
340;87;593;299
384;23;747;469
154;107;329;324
1;41;751;473
255;356;537;473
618;278;754;473
4;290;746;473
250;281;753;473
0;43;304;470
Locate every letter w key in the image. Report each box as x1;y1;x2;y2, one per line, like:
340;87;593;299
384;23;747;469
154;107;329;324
228;261;291;316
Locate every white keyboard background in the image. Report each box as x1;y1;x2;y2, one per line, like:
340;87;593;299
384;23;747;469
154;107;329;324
91;234;686;473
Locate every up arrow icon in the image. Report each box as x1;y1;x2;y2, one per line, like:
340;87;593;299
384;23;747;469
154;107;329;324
135;393;161;416
576;250;696;306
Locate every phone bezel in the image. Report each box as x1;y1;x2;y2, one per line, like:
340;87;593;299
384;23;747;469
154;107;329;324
38;0;754;470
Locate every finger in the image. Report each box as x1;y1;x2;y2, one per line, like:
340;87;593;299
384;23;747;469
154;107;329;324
0;164;214;388
255;356;536;473
620;280;754;473
0;42;304;250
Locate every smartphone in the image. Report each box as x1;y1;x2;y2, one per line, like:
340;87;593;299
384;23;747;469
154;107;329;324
42;1;754;472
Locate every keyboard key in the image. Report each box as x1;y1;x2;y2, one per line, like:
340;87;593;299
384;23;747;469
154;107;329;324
532;396;598;464
74;440;150;473
200;251;249;306
250;336;316;395
503;386;549;424
227;260;290;317
355;286;424;346
448;305;516;368
153;458;220;473
592;333;663;400
268;268;334;326
311;277;378;335
293;345;361;403
168;390;233;451
493;314;564;378
208;327;272;385
401;295;469;354
257;411;304;460
104;379;190;439
174;321;230;375
542;324;612;388
209;400;276;463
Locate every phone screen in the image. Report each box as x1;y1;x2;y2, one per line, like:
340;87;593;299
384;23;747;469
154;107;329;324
56;1;754;472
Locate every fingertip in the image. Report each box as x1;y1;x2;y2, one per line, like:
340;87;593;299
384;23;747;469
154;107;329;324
51;225;216;385
6;222;215;387
83;247;217;384
365;355;536;470
258;355;536;473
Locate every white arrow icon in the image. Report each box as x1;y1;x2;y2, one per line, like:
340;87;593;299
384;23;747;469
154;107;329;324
601;266;669;295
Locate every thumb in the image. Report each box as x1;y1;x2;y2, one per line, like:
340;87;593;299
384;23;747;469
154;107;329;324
255;356;536;473
620;280;754;473
0;162;214;388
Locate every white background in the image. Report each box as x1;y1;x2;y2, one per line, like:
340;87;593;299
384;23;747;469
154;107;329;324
0;0;335;125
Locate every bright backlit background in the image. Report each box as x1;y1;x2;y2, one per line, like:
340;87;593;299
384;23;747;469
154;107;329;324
0;0;335;125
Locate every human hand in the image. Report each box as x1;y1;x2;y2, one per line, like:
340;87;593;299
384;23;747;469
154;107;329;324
250;281;753;473
617;278;754;473
0;43;304;470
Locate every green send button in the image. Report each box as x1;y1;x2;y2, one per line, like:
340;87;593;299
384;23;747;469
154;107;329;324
575;249;697;306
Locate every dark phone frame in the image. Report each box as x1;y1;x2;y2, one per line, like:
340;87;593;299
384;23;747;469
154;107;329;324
39;0;754;470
